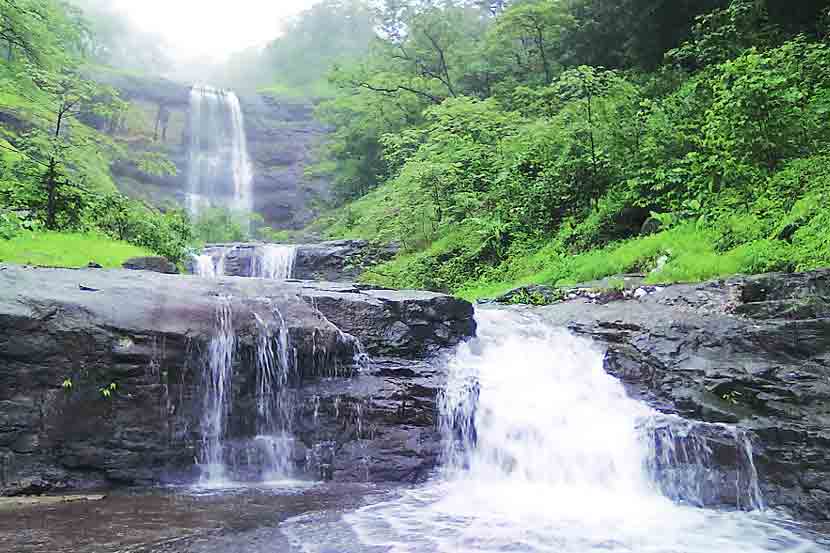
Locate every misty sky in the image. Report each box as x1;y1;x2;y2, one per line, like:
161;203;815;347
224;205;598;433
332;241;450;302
111;0;319;61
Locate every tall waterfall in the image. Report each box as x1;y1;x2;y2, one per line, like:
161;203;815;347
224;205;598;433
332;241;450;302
332;309;815;552
187;85;253;218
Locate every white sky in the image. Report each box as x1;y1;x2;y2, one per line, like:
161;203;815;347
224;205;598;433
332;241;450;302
110;0;320;61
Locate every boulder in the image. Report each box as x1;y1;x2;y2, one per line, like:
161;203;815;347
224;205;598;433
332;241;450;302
295;240;400;282
0;265;475;494
122;256;178;274
538;269;830;521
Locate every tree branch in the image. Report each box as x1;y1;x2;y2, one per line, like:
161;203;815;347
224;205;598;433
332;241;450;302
351;80;443;104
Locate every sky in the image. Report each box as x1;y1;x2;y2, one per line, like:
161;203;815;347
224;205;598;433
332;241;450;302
110;0;320;61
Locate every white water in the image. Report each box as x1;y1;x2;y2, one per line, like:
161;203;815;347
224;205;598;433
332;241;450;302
197;298;301;487
254;309;296;480
199;296;236;486
286;309;819;552
192;254;220;278
252;244;297;280
187;85;253;218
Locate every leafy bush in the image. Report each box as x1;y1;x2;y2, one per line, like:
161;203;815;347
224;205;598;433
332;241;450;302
192;208;259;245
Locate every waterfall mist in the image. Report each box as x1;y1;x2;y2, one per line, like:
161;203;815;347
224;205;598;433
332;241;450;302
187;86;254;219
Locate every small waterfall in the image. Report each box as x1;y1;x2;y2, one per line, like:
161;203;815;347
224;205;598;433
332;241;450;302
187;85;253;218
253;308;296;480
191;246;237;279
252;245;297;280
192;254;219;278
338;308;815;552
643;415;765;510
438;309;764;509
198;296;236;486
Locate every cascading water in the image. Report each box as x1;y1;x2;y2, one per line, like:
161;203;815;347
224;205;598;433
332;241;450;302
253;308;296;481
198;296;236;486
187;85;253;218
192;245;237;279
196;294;303;487
251;244;297;280
192;254;216;278
290;308;819;552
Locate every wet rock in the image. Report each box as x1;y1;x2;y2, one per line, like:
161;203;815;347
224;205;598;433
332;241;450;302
0;265;474;494
122;256;178;274
492;285;562;305
240;95;331;229
294;240;399;282
300;283;476;357
192;240;398;282
539;269;830;521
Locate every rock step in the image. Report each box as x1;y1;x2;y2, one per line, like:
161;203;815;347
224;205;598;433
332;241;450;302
0;265;474;494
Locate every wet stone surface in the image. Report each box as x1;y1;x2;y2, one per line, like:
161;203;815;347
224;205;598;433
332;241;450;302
0;483;386;553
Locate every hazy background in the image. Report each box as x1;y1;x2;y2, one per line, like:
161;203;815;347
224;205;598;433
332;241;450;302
109;0;320;61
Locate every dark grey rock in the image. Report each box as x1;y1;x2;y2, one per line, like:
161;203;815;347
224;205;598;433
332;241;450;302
295;240;399;282
122;256;178;274
0;265;474;494
240;95;331;230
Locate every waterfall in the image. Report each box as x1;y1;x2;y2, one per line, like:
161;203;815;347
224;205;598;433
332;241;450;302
187;85;253;218
192;254;219;278
191;246;237;279
196;295;303;486
198;296;235;486
336;308;816;552
251;245;297;280
253;308;296;481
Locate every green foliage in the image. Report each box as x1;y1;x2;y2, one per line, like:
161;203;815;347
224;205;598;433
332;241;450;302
0;0;197;264
192;208;259;245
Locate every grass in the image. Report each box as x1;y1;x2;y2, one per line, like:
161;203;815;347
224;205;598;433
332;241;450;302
455;224;806;300
0;231;153;269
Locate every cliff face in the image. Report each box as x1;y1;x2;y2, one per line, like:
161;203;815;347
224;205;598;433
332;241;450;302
241;95;332;230
97;72;330;229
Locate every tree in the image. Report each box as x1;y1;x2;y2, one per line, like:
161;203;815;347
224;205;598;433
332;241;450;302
488;0;573;85
20;66;122;229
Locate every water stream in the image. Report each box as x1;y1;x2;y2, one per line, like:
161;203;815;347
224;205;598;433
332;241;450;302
198;298;301;487
192;244;297;280
251;244;297;280
282;308;821;552
187;86;254;217
198;296;236;486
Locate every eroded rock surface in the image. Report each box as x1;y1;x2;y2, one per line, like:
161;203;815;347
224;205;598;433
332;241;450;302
537;269;830;520
0;265;474;494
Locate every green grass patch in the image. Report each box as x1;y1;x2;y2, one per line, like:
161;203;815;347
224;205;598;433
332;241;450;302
365;223;811;301
0;231;153;269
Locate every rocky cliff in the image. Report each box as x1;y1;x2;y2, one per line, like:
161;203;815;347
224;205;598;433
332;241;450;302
92;71;330;229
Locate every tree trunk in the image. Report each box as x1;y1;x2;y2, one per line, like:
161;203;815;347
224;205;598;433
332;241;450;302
45;159;58;230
